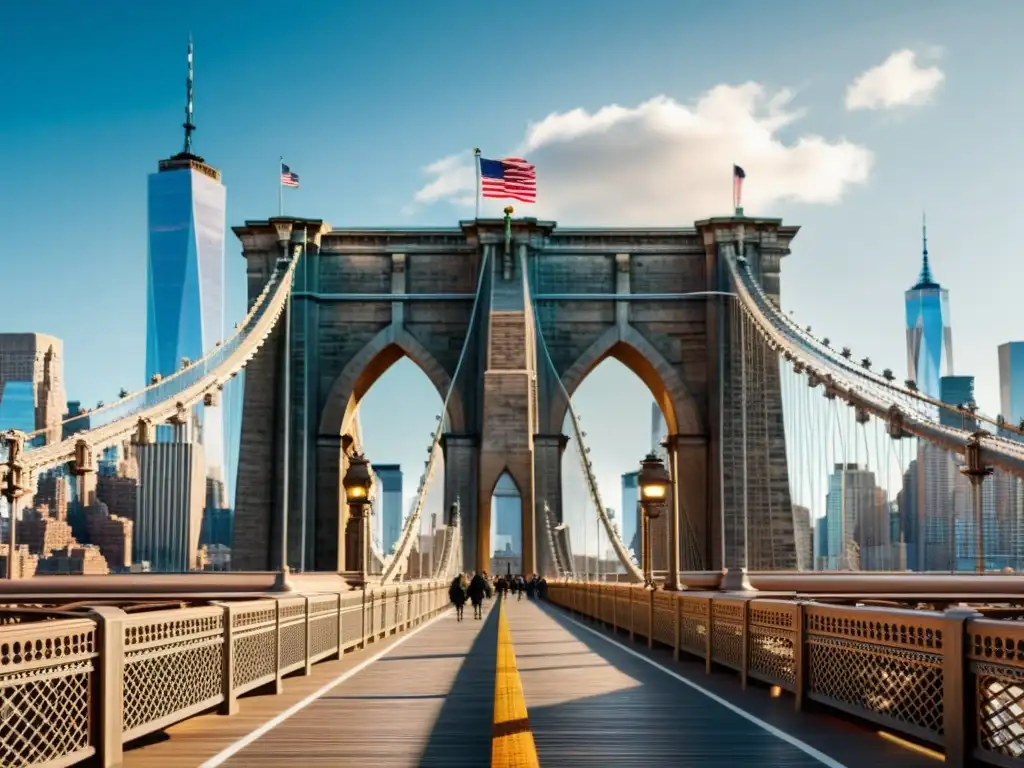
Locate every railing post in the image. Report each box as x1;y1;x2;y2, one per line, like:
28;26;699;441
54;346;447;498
360;587;368;648
272;597;284;694
673;596;682;662
90;606;126;768
942;607;982;768
705;597;713;675
629;590;635;642
793;601;808;712
611;587;618;633
334;592;343;660
216;603;239;715
648;589;654;649
740;599;750;691
303;596;313;676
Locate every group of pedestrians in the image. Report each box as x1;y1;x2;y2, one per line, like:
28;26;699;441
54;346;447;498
447;571;548;620
447;571;491;621
491;573;547;601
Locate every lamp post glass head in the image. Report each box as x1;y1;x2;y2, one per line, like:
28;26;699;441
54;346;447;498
638;452;669;518
343;452;373;506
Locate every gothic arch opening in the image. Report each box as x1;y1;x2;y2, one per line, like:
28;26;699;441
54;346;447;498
562;356;667;580
489;471;523;577
319;335;464;439
313;333;457;574
356;357;447;574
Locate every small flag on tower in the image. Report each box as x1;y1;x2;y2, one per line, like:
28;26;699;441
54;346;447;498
733;164;746;214
479;156;536;203
281;163;300;188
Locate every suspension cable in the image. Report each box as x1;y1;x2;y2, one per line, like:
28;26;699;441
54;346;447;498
19;257;299;473
380;244;493;583
526;258;644;583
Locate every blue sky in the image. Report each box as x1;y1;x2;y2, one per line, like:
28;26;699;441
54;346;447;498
4;0;1024;532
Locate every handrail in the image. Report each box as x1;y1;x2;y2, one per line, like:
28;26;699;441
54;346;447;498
725;247;1024;475
25;253;286;445
19;257;299;473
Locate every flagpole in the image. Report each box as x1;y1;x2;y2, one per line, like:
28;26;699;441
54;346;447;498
279;156;284;217
474;148;481;220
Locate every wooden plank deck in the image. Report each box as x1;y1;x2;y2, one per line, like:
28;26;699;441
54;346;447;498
207;600;498;766
505;599;942;768
118;608;459;767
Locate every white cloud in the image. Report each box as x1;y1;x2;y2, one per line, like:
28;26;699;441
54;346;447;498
409;83;872;225
845;50;944;111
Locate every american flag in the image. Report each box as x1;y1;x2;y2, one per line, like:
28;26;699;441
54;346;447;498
281;163;300;188
479;157;536;203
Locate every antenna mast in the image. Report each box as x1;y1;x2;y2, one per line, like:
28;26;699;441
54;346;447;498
183;36;196;155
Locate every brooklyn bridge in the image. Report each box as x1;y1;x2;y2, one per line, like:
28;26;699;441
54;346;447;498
2;213;1021;767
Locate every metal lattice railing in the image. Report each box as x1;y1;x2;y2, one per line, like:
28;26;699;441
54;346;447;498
547;581;1024;766
0;581;449;767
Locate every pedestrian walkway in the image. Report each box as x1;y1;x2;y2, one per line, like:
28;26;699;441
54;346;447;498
119;594;944;768
503;599;939;768
216;601;498;767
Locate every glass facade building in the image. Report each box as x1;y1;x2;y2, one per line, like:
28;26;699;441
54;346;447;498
145;163;226;380
0;382;35;434
146;158;227;463
904;218;952;399
621;471;639;553
999;342;1024;430
373;465;404;553
491;473;522;556
939;375;977;430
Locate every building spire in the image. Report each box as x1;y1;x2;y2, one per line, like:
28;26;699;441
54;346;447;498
183;34;196;155
915;211;937;288
921;210;937;282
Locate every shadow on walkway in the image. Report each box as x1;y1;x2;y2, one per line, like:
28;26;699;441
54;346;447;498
416;600;500;767
519;600;937;768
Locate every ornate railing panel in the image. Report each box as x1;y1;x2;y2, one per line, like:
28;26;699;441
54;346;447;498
547;582;1022;767
0;581;448;767
0;618;96;767
121;605;225;741
805;603;946;743
969;618;1024;765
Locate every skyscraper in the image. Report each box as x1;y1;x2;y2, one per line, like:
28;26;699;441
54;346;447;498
905;215;952;399
0;334;66;445
145;39;227;482
135;436;206;572
620;471;639;554
939;376;977;431
491;473;522;557
374;465;404;553
999;342;1024;430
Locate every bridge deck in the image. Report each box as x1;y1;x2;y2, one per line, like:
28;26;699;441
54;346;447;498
506;598;939;768
120;596;941;767
121;602;495;767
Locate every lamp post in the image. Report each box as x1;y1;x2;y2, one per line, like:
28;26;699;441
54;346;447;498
343;452;374;587
1;431;27;580
637;452;670;589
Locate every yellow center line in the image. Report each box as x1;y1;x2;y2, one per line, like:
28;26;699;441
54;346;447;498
492;597;541;768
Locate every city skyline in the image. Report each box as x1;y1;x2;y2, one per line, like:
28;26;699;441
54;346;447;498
6;1;1024;549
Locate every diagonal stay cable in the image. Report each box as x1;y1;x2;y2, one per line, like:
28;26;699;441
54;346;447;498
380;245;493;583
524;253;644;583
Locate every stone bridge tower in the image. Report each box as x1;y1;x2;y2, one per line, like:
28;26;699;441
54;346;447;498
230;215;799;577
